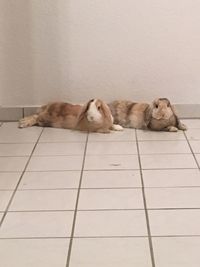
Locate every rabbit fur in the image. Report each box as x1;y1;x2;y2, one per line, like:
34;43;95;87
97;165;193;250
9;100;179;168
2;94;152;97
19;99;123;133
108;98;187;132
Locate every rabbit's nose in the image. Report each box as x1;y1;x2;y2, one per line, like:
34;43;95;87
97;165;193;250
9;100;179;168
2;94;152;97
87;115;94;121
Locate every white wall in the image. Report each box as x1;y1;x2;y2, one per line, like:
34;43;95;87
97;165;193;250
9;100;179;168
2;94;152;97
1;0;200;106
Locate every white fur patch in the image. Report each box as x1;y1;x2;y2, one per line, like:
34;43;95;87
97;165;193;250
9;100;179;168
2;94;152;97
111;114;114;124
112;124;124;131
87;99;102;122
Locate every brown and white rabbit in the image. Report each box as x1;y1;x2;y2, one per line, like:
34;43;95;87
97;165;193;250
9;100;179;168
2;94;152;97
19;99;123;133
108;98;187;132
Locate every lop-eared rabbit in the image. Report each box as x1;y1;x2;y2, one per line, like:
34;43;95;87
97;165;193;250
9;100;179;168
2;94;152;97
108;98;187;132
19;99;123;133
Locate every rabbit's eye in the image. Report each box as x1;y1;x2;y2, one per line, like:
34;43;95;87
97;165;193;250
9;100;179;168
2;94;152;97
155;105;158;108
97;106;101;110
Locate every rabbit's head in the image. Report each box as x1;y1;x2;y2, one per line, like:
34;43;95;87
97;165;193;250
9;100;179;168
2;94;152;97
77;99;113;132
151;98;174;120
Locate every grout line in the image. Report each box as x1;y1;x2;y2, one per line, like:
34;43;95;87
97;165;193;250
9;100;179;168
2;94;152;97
0;141;87;144
0;187;142;191
0;235;152;240
1;235;200;240
31;153;139;157
135;129;156;267
39;140;87;143
138;140;188;142
82;167;197;171
65;133;89;267
0;152;196;157
3;210;75;213
184;132;200;169
0;237;71;240
0;142;85;144
88;140;191;142
3;207;200;213
0;142;35;144
84;152;193;156
3;185;200;191
0;236;151;240
138;152;194;155
0;167;198;173
0;128;44;228
0;156;30;158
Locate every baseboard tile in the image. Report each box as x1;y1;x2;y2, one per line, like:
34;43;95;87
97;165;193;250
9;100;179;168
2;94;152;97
0;107;23;121
175;104;200;119
24;107;39;117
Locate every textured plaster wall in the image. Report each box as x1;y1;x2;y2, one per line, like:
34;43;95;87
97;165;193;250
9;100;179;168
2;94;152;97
1;0;200;106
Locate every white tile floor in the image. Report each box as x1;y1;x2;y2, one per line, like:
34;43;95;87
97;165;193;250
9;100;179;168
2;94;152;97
0;120;200;266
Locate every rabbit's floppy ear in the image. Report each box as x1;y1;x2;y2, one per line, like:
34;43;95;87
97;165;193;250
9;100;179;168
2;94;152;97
167;101;181;127
77;99;94;123
167;99;177;115
159;98;186;129
144;105;153;128
97;100;112;121
159;97;179;121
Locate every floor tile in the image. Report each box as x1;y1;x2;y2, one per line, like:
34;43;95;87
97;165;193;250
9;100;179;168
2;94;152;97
78;189;144;210
153;237;200;267
149;209;200;236
186;129;200;140
88;129;136;142
82;170;141;188
136;129;185;141
182;119;200;129
86;141;137;155
143;169;200;187
145;188;200;208
0;191;13;211
140;154;197;169
195;154;200;166
74;210;147;237
19;171;80;189
189;140;200;153
9;189;77;211
33;142;85;156
39;128;87;142
84;155;139;170
0;211;74;238
138;141;190;154
1;121;200;266
0;144;35;156
70;237;151;267
0;239;69;267
0;122;42;143
0;157;29;172
27;156;83;171
0;172;22;190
